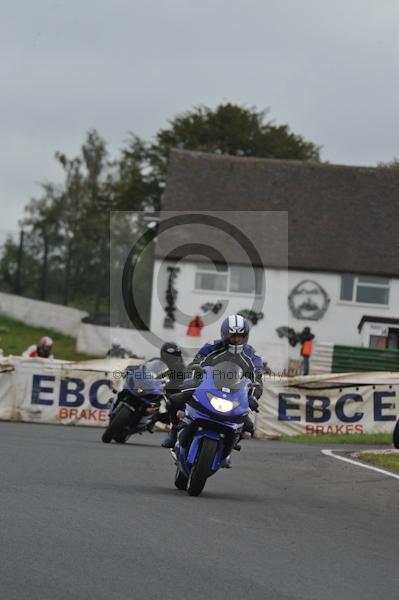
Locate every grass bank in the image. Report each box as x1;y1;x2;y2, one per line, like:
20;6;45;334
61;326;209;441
0;316;100;361
356;451;399;472
281;433;392;445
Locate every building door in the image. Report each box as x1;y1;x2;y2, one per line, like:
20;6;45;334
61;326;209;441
387;328;399;349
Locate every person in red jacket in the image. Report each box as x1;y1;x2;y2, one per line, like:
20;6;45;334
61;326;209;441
186;315;204;337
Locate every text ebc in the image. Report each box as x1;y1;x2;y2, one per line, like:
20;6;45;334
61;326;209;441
278;391;396;423
31;375;112;409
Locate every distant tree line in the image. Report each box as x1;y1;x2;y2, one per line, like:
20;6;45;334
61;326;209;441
0;103;321;324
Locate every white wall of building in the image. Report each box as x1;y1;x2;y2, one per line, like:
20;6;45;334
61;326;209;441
286;270;399;346
149;259;399;370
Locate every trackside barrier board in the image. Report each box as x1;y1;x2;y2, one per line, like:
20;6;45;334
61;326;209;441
0;356;142;427
0;359;398;435
0;358;17;421
257;372;399;437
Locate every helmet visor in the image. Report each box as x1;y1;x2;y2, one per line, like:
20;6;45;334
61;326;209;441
39;346;52;357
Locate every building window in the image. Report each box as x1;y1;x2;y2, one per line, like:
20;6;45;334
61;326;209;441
195;263;228;291
340;275;390;305
195;263;263;295
229;265;263;294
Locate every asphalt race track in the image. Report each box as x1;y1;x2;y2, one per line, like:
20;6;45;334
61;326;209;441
1;422;397;600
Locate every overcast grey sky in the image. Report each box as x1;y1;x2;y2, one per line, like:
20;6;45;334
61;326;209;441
1;0;399;233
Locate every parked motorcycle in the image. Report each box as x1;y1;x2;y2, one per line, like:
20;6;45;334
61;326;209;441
102;358;168;444
171;361;257;496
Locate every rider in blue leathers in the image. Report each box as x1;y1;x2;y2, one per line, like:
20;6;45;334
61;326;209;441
162;314;264;448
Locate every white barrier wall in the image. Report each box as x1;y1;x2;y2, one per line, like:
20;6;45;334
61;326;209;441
77;323;206;362
76;322;289;370
0;292;88;337
77;323;159;359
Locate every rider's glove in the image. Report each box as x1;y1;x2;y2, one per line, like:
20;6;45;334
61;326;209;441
248;396;259;413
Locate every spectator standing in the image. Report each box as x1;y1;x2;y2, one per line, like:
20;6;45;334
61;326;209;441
186;315;205;337
298;327;314;375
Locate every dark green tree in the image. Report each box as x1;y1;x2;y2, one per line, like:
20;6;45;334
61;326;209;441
377;158;399;168
135;103;320;186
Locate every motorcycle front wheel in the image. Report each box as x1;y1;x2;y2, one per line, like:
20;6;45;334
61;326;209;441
187;438;218;497
113;434;129;444
174;466;188;490
101;405;136;443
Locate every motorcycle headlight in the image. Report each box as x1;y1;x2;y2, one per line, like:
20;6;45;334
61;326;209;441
206;393;238;413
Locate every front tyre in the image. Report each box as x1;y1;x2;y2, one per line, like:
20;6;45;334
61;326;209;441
101;405;136;444
174;466;188;490
102;429;113;443
113;434;129;444
187;438;218;497
393;419;399;449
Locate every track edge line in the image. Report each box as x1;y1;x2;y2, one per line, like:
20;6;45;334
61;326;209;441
321;448;399;481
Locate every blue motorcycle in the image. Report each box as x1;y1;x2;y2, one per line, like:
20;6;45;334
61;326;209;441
172;360;256;496
102;358;168;444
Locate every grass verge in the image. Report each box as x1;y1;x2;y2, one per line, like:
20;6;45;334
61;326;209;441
0;316;100;361
281;433;392;445
356;451;399;472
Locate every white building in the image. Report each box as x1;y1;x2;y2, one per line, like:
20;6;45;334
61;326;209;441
149;150;399;371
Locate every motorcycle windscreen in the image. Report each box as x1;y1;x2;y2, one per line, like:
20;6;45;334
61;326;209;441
208;361;245;392
143;358;169;380
126;359;167;392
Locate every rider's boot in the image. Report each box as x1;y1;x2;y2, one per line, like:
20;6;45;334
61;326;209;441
161;426;178;448
220;455;232;468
